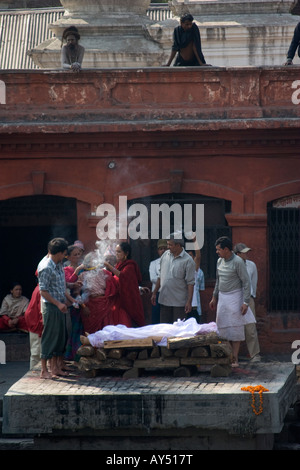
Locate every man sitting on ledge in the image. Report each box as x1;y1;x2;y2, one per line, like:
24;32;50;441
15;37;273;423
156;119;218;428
61;26;85;73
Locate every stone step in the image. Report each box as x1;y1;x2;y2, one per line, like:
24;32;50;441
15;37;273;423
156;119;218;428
0;438;34;450
274;442;300;450
286;422;300;443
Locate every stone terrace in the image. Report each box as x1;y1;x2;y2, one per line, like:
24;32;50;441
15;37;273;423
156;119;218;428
2;360;296;450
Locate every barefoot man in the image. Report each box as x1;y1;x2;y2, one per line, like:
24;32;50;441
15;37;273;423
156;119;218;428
38;238;76;379
209;236;256;368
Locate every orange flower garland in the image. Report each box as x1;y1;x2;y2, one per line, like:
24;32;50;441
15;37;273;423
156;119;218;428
241;385;269;416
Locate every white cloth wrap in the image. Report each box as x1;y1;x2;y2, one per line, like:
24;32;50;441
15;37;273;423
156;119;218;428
87;318;218;348
216;288;256;341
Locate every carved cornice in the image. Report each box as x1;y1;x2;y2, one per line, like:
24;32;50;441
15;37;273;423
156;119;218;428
226;213;268;227
0;132;299;159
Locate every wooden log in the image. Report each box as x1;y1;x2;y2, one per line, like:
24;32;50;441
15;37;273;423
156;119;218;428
190;346;209;357
126;350;138;360
95;357;133;370
96;348;107;361
137;349;149;360
167;332;220;349
180;357;231;366
77;345;95;357
103;338;155;349
174;348;190;358
150;346;160;358
78;356;100;371
78;356;133;371
134;357;180;369
160;347;173;358
107;349;123;359
209;342;232;358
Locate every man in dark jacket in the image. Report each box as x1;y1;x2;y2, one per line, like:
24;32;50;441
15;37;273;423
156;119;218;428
285;22;300;65
164;13;207;66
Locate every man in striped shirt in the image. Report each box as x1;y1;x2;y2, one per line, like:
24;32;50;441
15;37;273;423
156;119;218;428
38;237;75;379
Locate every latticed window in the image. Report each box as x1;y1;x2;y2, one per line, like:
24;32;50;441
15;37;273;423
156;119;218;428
268;206;300;312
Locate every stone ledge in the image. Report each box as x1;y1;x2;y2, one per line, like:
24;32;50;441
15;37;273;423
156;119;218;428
2;361;296;450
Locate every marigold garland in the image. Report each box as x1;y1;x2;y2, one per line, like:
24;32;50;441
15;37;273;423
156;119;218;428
241;385;269;416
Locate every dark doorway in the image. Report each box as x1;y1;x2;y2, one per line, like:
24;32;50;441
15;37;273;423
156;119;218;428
128;193;231;283
0;196;77;301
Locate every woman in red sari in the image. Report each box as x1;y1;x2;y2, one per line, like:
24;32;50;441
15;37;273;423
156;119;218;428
104;242;146;327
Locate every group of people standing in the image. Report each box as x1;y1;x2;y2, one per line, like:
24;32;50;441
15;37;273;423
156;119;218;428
34;238;146;379
0;232;260;375
148;234;260;368
60;14;300;73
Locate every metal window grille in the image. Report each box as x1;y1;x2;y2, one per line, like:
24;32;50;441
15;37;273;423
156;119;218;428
268;207;300;312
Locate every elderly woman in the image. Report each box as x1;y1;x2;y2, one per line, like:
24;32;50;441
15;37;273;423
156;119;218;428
0;283;29;331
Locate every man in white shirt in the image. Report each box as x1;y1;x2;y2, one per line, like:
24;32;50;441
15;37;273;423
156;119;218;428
151;235;195;324
149;239;167;324
234;242;261;362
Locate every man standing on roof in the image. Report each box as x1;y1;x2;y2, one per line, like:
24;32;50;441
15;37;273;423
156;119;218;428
164;13;208;67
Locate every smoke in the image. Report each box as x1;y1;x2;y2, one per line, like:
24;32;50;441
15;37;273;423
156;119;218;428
80;240;118;303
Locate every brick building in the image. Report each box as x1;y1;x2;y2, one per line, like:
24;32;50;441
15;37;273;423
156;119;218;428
0;66;299;354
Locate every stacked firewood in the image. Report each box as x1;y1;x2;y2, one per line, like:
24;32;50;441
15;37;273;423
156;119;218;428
77;332;233;378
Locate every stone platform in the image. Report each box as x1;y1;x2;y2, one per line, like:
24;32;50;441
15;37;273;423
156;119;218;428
2;360;297;450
